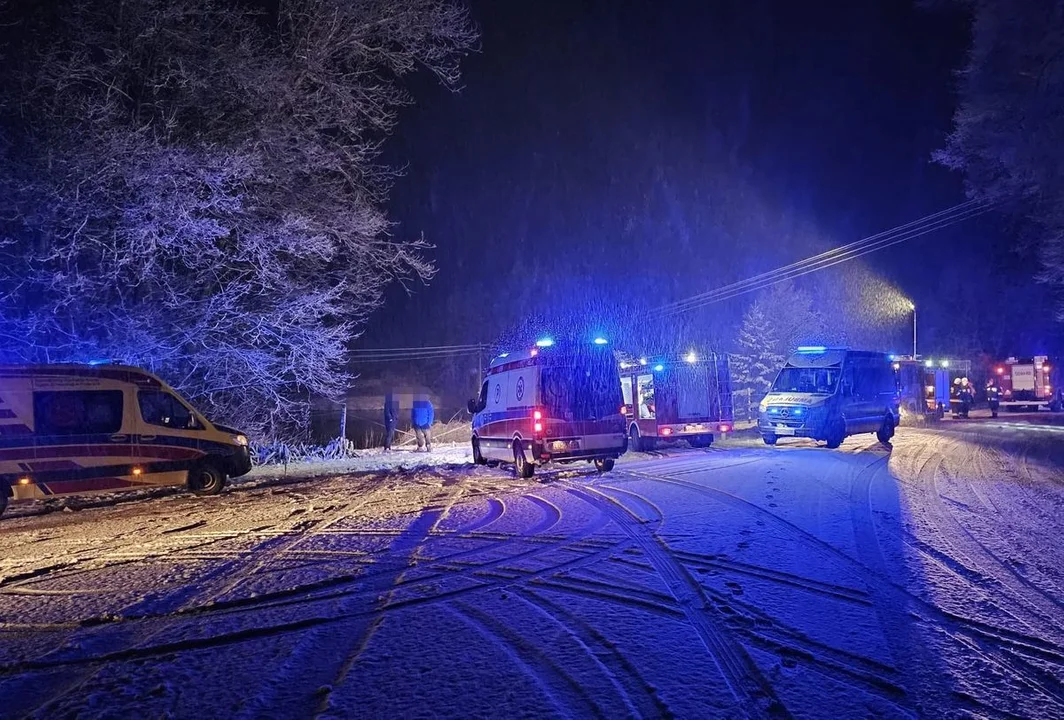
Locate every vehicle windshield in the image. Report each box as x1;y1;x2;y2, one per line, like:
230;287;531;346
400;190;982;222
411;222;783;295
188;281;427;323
771;365;841;394
542;351;622;421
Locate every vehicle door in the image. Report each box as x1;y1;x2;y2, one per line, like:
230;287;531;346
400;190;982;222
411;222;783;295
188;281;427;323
635;372;657;436
849;359;881;432
135;389;210;483
838;362;866;433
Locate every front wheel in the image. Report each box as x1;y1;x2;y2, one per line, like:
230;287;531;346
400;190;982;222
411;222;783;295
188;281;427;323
594;457;615;473
824;418;845;449
188;463;226;496
762;434;777;446
629;425;653;453
513;441;534;479
472;437;486;465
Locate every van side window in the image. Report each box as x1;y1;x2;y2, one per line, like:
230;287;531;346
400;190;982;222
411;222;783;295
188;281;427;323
474;381;489;413
138;391;201;430
34;390;124;435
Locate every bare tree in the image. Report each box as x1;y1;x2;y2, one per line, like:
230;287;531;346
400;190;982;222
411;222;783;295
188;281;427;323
0;0;477;438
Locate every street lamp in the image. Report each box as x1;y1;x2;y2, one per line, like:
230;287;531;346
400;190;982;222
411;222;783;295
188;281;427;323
909;301;917;359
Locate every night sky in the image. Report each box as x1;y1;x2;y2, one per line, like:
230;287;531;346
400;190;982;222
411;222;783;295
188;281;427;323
365;0;1061;356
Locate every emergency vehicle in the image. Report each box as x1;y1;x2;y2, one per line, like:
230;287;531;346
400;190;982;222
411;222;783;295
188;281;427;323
618;352;733;451
759;347;899;448
467;338;627;478
993;356;1062;412
0;364;252;518
892;357;971;423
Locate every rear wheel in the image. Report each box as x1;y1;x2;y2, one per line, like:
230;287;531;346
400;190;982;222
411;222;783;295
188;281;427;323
188;463;226;496
762;434;777;446
876;414;895;444
688;435;713;448
594;457;615;473
472;437;486;465
629;425;652;453
513;440;534;479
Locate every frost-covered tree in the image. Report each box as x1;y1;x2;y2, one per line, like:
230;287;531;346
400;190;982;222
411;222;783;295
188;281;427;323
0;0;477;438
934;0;1064;317
731;302;786;419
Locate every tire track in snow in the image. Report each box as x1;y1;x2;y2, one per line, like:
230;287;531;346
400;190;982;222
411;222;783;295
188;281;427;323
847;452;952;715
1;477;396;719
515;588;674;719
447;601;610;719
562;483;789;718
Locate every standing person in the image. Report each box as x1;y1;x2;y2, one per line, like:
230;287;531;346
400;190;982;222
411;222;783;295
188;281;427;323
412;393;435;452
383;391;397;451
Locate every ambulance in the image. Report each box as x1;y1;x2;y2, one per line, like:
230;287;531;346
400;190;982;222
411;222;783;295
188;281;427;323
0;364;252;517
467;338;627;478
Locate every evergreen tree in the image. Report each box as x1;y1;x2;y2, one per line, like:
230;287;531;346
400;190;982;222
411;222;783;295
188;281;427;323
732;301;786;419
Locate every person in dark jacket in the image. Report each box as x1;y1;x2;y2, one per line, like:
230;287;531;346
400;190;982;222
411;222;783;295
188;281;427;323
412;394;434;452
383;392;398;451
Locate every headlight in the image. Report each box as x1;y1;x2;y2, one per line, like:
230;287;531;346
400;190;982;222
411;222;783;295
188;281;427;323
758;398;769;412
231;434;248;447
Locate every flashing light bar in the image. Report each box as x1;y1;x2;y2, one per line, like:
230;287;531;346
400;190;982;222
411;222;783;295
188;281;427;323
593;337;608;345
535;338;554;348
796;346;827;354
654;364;665;372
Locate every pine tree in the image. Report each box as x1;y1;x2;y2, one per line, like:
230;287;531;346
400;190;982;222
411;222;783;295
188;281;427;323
732;301;786;419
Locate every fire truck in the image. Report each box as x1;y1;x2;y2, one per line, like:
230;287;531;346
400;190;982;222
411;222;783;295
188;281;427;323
993;356;1062;412
893;357;971;423
618;352;733;451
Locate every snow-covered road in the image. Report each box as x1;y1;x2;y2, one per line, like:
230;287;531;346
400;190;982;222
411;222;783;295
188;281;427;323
2;427;1063;718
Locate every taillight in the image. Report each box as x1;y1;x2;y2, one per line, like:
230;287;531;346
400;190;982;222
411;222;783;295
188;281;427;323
620;405;628;415
532;409;543;434
661;427;672;436
719;424;731;433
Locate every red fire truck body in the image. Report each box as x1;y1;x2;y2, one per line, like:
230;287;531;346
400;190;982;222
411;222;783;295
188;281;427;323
994;356;1062;412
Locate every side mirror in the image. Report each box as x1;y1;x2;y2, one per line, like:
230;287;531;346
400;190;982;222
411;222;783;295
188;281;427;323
467;399;477;414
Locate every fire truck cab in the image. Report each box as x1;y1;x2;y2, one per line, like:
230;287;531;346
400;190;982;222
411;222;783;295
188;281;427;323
993;356;1062;412
619;352;733;451
893;357;971;423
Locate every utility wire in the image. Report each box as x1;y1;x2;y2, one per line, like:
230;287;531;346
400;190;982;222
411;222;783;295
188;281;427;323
653;200;993;317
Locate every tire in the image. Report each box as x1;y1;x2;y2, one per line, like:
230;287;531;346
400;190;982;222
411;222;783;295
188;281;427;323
762;434;777;446
876;414;895;444
688;435;713;449
471;437;486;465
594;457;615;473
824;418;845;449
513;440;534;479
629;425;653;453
0;485;8;519
188;463;226;496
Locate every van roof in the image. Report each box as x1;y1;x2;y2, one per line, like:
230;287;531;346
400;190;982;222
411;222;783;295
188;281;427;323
0;364;167;388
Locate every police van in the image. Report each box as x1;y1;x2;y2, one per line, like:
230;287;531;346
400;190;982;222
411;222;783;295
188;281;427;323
0;364;252;517
467;339;627;477
758;347;900;448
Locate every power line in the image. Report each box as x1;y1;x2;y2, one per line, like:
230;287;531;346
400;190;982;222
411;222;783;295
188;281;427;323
653;200;993;317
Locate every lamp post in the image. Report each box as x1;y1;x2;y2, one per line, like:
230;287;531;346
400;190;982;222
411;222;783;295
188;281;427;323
910;302;917;359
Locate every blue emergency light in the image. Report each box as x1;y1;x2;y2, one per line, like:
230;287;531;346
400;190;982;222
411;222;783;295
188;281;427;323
796;346;827;354
654;363;664;372
535;338;554;348
593;337;608;345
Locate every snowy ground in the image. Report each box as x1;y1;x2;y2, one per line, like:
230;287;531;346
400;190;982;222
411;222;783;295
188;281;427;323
2;426;1064;718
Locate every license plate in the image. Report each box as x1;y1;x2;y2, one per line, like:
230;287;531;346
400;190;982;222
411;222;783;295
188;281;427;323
684;424;706;432
775;425;795;436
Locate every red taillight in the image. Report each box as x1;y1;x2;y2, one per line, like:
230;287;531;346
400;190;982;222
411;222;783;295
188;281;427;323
533;410;543;421
532;409;543;435
534;422;543;433
661;427;672;436
620;405;627;415
719;424;730;433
